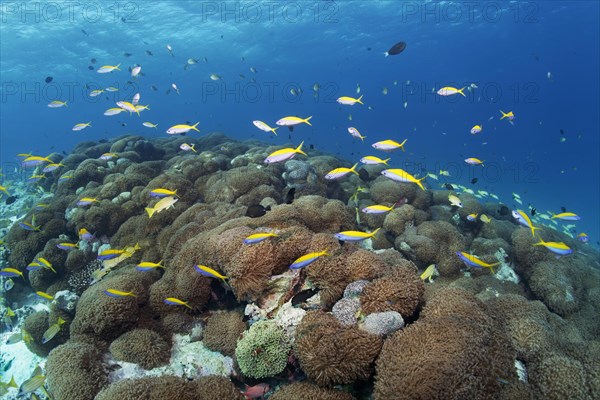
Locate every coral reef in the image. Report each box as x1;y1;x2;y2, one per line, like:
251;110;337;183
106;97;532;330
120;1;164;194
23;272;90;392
202;310;247;356
270;382;355;400
360;263;424;318
1;133;598;400
235;319;291;379
295;311;383;386
109;328;171;369
46;341;108;400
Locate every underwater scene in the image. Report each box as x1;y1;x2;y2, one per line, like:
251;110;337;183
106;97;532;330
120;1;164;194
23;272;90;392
1;1;599;399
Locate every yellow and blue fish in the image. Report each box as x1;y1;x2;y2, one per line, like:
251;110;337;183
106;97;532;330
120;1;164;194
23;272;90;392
512;209;540;237
533;236;573;257
164;297;192;309
103;289;136;298
244;232;278;245
335;227;380;242
456;251;499;273
289;250;329;270
550;212;580;221
193;264;227;281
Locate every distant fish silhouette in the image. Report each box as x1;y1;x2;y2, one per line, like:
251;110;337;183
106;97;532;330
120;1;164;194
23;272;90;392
385;41;407;57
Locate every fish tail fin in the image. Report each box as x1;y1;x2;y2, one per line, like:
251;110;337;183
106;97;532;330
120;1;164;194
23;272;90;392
191;144;197;153
533;234;545;246
272;127;279;136
400;138;407;151
350;163;359;175
383;158;390;165
416;175;427;191
158;260;164;268
303;116;313;126
115;64;121;70
360;135;366;142
384;52;389;57
184;302;192;309
459;87;466;97
57;316;66;325
64;101;68;107
357;95;364;104
145;207;156;218
192;122;200;132
500;110;507;119
370;227;381;237
296;141;307;155
87;121;92;126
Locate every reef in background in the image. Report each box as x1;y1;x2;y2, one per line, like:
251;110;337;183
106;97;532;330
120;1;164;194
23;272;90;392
1;132;598;400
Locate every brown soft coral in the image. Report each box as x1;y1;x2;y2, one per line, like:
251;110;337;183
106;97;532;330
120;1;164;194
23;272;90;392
360;263;424;318
22;309;70;356
397;220;466;276
95;376;197;400
71;268;154;340
374;287;516;400
109;328;170;369
295;311;383;386
529;353;592;400
202;311;246;356
46;341;108;400
270;382;355;400
194;376;245;400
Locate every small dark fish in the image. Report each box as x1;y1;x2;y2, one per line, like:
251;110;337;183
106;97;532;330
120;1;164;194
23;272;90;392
560;129;565;135
309;144;314;150
145;50;153;56
121;123;127;127
123;52;132;57
291;289;318;307
81;29;88;36
471;178;478;184
121;17;126;23
285;188;296;205
498;205;510;216
220;34;223;39
385;41;407;56
45;76;53;83
288;126;294;132
367;47;372;51
150;85;158;91
444;183;454;190
530;207;537;216
90;58;96;64
560;206;566;213
88;66;94;70
358;169;369;181
5;196;17;205
246;204;270;218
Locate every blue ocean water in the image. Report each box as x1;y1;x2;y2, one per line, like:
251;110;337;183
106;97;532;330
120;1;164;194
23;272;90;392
0;0;598;245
